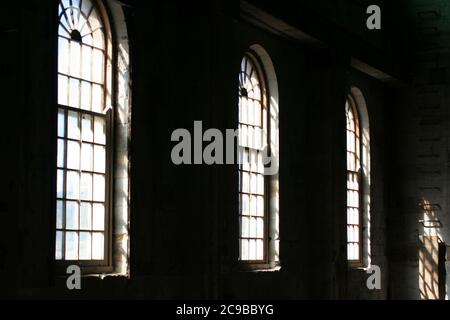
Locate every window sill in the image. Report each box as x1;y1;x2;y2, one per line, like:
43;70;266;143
237;264;281;273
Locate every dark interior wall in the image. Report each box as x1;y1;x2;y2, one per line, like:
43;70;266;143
0;0;396;299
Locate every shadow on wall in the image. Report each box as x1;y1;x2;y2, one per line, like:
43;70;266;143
418;199;445;300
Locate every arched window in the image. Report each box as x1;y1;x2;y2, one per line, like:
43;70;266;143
56;0;130;273
238;48;279;268
346;91;370;267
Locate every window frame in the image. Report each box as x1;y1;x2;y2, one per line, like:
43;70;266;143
346;94;364;268
238;50;272;269
54;0;116;275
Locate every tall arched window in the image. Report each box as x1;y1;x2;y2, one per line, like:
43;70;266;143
238;53;267;263
56;0;115;270
346;92;370;267
238;48;279;268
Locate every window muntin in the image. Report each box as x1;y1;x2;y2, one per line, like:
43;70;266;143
346;97;362;263
238;53;268;263
56;0;110;264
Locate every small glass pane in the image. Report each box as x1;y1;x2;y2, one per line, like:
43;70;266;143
70;41;81;78
58;109;65;137
55;231;63;260
94;145;106;173
66;171;80;199
94;116;106;144
241;217;249;238
92;30;105;51
80;202;92;230
256;239;264;260
58;75;68;106
80;173;93;201
92;49;104;83
92;84;103;113
257;174;264;195
249;217;257;238
56;200;64;229
80;81;92;111
93;174;105;202
241;194;249;216
58;37;70;74
65;201;79;230
81;114;93;142
257;218;264;239
92;232;104;260
69;78;80;109
250;195;257;215
79;232;92;260
67;111;80;140
80;0;92;17
93;203;105;231
257;196;264;217
81;143;93;171
81;45;92;81
240;239;249;261
242;172;249;193
242;148;250;171
65;232;79;260
57;139;65;168
57;169;64;198
67;141;80;170
249;239;257;260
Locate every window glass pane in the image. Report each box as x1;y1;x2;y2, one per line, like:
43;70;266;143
94;145;106;173
80;202;92;230
58;37;69;74
94;116;106;144
57;139;65;168
257;196;264;217
57;169;64;198
81;114;93;142
58;109;66;138
66;171;80;199
79;232;92;260
242;172;249;193
80;173;93;201
81;45;92;81
55;231;63;260
58;75;68;106
66;201;79;230
93;203;105;231
92;49;104;84
92;232;104;260
69;78;80;109
80;81;92;111
80;0;92;17
241;194;249;216
92;30;105;51
93;174;105;202
250;195;257;215
56;200;64;229
240;239;249;261
241;217;249;238
65;232;79;260
249;239;257;260
92;84;103;113
81;143;93;171
67;111;80;140
249;217;257;238
70;41;81;78
256;240;264;261
257;218;264;239
67;141;80;170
